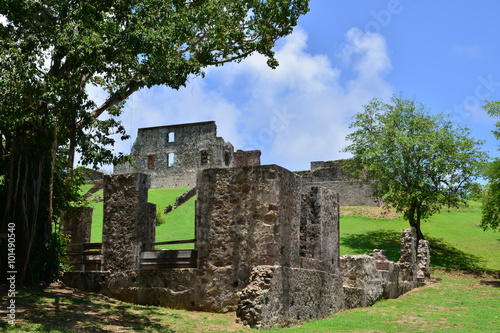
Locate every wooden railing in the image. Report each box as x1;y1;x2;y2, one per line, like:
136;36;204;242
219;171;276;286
65;242;102;271
65;239;197;271
140;239;197;270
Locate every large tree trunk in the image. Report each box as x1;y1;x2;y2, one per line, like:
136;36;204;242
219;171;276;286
1;134;52;285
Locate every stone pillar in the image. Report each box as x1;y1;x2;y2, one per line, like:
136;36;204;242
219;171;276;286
195;165;302;287
397;227;417;285
102;173;149;272
60;207;93;271
300;186;339;271
417;239;431;285
146;203;157;251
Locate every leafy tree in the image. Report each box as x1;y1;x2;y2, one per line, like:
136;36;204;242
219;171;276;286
342;94;487;241
0;0;309;284
480;100;500;230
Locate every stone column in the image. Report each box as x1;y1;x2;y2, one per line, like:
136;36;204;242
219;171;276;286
300;186;339;271
397;227;417;285
60;207;93;271
417;239;431;285
102;173;149;272
146;203;157;251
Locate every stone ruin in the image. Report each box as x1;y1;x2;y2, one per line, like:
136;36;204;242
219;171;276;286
113;121;376;207
61;164;431;329
113;121;260;188
296;160;381;207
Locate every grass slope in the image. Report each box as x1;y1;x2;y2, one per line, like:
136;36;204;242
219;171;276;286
340;202;500;272
86;187;195;247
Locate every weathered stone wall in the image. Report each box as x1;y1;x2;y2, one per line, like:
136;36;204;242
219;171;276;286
300;186;339;270
302;180;381;207
149;173;197;188
60;207;93;271
233;149;261;167
174;187;197;208
114;121;234;188
340;228;428;310
417;239;431;285
62;168;429;330
60;207;93;244
237;185;342;329
102;173;151;271
398;227;417;290
298;160;381;207
237;265;343;329
340;251;400;309
196;165;302;290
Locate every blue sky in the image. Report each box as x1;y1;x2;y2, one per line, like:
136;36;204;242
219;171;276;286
94;1;500;172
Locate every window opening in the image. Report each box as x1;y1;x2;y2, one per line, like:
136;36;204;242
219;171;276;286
167;132;175;142
168;153;175;167
200;150;208;165
147;155;155;169
224;152;231;166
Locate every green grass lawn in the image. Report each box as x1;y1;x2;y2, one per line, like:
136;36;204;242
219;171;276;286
86;187;195;248
340;202;500;272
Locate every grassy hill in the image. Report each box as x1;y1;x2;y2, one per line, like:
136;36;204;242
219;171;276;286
340;202;499;272
86;187;196;248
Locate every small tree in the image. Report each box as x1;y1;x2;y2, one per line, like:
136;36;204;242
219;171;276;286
480;100;500;230
342;94;487;241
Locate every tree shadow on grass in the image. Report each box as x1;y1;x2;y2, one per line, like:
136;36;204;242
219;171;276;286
340;230;487;272
426;236;487;272
340;229;402;262
0;284;176;332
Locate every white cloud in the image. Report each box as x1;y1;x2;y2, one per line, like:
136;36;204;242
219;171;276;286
453;45;483;59
94;27;394;172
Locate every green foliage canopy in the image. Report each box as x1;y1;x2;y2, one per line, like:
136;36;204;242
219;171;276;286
480;100;500;230
0;0;309;284
343;94;487;240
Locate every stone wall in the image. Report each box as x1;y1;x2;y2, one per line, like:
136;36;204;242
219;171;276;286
237;185;343;329
60;207;93;271
196;165;303;288
340;228;430;310
300;186;339;269
237;265;342;329
233;149;261;167
114;121;234;188
298;160;381;207
62;168;430;330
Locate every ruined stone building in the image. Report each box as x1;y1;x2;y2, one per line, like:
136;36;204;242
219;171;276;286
62;168;430;329
114;121;261;188
60;121;427;329
114;120;379;207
